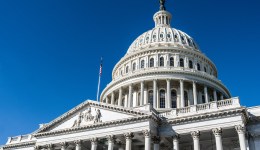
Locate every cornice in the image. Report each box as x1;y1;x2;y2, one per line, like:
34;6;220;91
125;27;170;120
35;101;149;134
2;141;35;149
164;107;247;126
34;114;159;138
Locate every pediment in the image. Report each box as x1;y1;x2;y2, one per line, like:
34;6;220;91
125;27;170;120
36;100;149;133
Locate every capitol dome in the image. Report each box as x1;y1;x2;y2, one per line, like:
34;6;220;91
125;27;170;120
100;4;231;111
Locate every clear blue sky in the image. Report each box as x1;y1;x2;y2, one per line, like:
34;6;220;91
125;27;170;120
0;0;259;145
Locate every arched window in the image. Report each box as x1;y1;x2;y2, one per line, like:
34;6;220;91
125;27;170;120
148;90;153;107
171;90;177;108
150;58;154;67
197;63;201;71
160;57;164;67
180;58;184;67
184;91;189;107
160;89;166;108
204;67;207;73
189;60;193;69
141;60;145;69
126;66;129;73
133;63;136;71
170;57;174;67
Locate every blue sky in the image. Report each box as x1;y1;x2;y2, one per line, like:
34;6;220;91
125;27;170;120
0;0;260;145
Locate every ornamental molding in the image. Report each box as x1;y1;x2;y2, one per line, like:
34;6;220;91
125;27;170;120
101;70;230;99
2;141;35;150
34;115;157;138
35;101;150;134
165;107;247;125
72;108;102;128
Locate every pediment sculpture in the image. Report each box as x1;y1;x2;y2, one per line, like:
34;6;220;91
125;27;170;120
72;108;102;127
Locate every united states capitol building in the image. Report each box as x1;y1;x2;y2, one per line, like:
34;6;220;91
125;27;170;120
2;1;260;150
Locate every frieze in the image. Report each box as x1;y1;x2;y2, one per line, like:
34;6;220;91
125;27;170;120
72;108;102;127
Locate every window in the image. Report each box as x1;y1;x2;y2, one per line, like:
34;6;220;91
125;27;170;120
204;67;207;73
189;60;193;69
160;89;166;108
170;57;174;67
141;60;145;69
171;90;177;108
197;63;201;71
202;94;206;103
133;63;136;71
184;91;189;107
150;58;154;67
126;66;129;73
148;90;153;107
160;57;164;67
180;58;184;67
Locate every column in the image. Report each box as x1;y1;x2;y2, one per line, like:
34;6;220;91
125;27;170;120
173;134;180;150
140;81;144;105
180;79;184;108
107;135;115;150
75;140;81;150
34;146;40;150
124;132;134;150
191;131;200;150
167;79;171;108
152;136;160;150
111;92;115;105
47;144;54;150
193;81;198;105
144;87;148;105
214;90;217;101
106;97;109;104
118;88;122;106
204;86;209;103
128;84;133;107
91;138;98;150
212;128;223;150
142;130;151;150
60;142;68;150
153;80;157;109
235;125;247;150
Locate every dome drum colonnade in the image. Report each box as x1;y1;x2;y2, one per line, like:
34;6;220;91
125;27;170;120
100;8;231;110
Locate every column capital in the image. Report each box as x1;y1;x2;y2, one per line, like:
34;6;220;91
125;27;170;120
124;132;134;139
191;131;200;140
152;136;160;144
166;78;171;82
90;138;98;144
46;144;54;150
106;135;116;143
34;146;41;150
142;129;151;137
74;140;82;146
172;134;180;141
235;125;246;134
60;142;68;147
212;128;222;136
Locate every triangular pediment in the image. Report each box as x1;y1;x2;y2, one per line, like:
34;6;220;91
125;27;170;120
36;100;150;133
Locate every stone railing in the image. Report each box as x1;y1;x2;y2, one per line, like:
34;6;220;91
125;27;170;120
6;134;33;144
159;97;241;118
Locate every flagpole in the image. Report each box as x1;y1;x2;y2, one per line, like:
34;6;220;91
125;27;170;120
96;57;102;103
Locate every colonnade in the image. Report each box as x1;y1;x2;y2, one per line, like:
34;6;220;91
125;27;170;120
102;79;226;109
35;125;247;150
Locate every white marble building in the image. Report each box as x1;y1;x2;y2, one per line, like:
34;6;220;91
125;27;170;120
1;1;260;150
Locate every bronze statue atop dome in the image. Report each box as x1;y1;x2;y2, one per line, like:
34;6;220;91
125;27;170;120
160;0;166;10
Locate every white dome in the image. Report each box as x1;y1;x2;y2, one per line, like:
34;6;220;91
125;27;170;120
127;27;199;54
